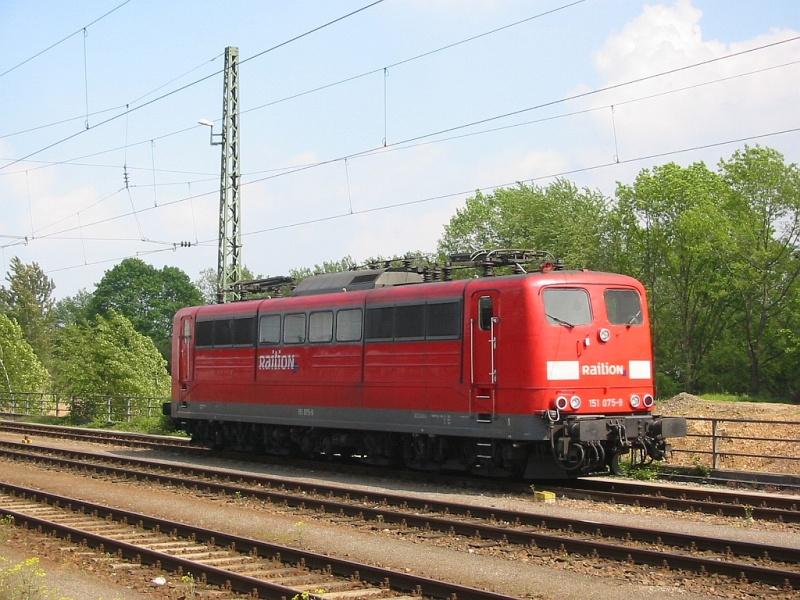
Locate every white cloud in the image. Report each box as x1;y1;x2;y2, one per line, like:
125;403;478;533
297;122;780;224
587;0;800;161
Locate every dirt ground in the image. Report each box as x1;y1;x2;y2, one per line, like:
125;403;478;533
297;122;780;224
659;393;800;475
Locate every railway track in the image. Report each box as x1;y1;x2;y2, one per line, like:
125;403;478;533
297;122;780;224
554;478;800;521
1;419;796;521
0;439;798;590
0;480;514;600
0;419;199;451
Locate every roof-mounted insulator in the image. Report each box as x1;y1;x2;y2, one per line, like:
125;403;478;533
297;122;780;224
442;265;453;281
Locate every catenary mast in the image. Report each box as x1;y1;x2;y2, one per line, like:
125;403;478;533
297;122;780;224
216;46;241;303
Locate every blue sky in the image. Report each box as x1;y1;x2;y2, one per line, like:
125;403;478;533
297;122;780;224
1;0;799;298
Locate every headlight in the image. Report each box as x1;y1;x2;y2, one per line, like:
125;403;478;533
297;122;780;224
555;396;568;411
569;395;582;410
630;394;641;408
643;394;654;408
598;328;611;343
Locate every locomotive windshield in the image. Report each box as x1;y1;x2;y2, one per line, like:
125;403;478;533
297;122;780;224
604;289;643;325
543;288;592;327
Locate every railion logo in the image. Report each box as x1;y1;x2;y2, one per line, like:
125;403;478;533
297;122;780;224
258;351;298;371
582;362;625;376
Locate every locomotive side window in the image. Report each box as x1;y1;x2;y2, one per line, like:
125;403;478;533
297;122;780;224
365;306;394;340
213;319;233;346
309;311;333;343
336;308;362;342
605;289;643;325
258;314;281;345
232;317;255;346
426;300;461;339
283;313;306;344
478;296;493;331
395;304;425;340
196;321;213;347
543;288;592;327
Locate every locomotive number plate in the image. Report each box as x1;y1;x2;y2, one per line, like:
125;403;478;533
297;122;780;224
588;398;624;408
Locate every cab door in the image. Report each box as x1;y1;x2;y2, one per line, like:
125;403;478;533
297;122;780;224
178;315;194;400
470;290;499;420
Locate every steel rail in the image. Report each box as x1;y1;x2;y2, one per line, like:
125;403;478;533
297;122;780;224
562;479;800;516
0;420;199;450
0;480;515;600
0;441;798;588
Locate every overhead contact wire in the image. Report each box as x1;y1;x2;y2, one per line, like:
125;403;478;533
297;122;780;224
0;0;133;78
41;124;800;272
9;54;800;245
0;0;388;172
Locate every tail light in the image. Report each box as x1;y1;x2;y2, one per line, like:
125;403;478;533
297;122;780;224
555;396;568;411
643;394;654;408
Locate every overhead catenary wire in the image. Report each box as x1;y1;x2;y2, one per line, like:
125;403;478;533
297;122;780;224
82;28;90;129
41;124;800;273
0;0;387;172
239;0;589;118
0;54;224;140
4;38;799;181
0;0;133;79
0;0;583;145
11;53;800;247
0;0;583;171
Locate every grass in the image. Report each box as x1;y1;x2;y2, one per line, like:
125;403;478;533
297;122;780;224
699;392;795;405
619;461;661;481
13;414;187;437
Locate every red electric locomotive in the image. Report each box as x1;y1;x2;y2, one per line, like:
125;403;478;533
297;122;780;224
167;251;686;478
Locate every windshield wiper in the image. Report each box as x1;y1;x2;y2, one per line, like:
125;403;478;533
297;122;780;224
626;309;642;325
546;313;575;329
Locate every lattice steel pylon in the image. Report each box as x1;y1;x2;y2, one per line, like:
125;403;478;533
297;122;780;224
217;46;241;303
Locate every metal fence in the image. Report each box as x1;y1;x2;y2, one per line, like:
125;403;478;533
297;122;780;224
0;391;168;423
670;416;800;471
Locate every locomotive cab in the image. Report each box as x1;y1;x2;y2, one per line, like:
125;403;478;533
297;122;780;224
524;275;686;475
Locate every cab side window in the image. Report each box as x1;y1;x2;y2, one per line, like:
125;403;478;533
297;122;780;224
478;296;493;330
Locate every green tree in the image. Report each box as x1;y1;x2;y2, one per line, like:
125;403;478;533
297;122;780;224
612;162;733;393
0;314;49;400
87;258;202;359
0;257;55;363
52;311;169;418
288;256;357;281
438;180;609;268
719;146;800;394
52;289;92;327
195;265;258;304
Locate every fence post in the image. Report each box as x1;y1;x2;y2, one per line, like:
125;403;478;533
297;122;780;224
711;418;718;471
126;398;132;422
107;397;112;423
